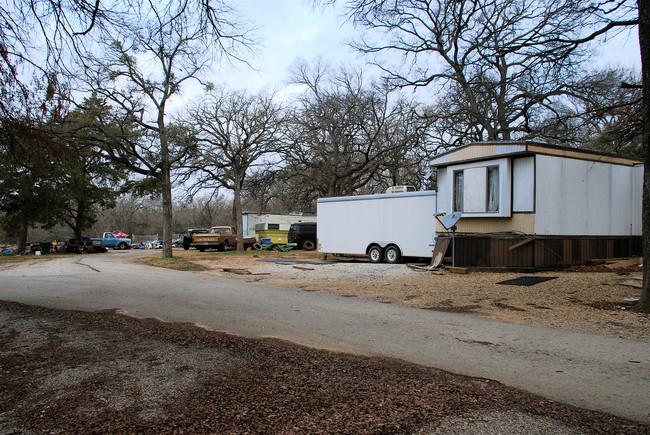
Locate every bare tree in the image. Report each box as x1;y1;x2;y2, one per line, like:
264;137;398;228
92;195;154;239
536;68;642;157
1;0;238;121
372;98;436;190
330;0;635;145
284;60;432;202
83;1;251;258
241;169;284;213
184;89;285;252
0;0;113;120
174;194;232;230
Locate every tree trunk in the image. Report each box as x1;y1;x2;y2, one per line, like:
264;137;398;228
161;170;173;258
160;129;174;259
17;216;29;254
230;200;237;230
73;201;84;242
636;0;650;312
74;227;83;243
234;175;244;253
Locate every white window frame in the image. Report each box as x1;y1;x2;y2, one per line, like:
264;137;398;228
445;158;511;217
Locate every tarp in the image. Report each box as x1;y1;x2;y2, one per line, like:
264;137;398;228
114;231;129;237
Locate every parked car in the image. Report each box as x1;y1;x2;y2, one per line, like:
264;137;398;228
287;222;317;251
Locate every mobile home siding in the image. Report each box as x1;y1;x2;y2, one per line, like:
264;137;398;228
512;156;535;212
435;213;535;234
634;164;643;227
534;155;641;236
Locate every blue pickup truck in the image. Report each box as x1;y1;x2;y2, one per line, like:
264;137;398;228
91;232;131;250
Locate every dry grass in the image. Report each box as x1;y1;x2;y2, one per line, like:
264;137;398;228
317;269;650;341
0;254;55;270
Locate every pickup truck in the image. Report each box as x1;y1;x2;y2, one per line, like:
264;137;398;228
190;226;256;252
90;232;131;250
182;228;209;250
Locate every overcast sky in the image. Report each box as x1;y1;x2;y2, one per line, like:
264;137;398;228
213;0;359;94
194;0;641;101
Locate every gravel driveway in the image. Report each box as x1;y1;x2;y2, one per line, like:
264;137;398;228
183;250;649;342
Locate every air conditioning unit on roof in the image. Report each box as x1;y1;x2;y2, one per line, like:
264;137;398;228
385;185;416;194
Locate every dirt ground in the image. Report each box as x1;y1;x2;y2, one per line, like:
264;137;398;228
2;250;650;433
1;300;648;434
153;249;650;343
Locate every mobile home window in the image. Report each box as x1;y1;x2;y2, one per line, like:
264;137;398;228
487;166;499;212
267;224;280;230
453;170;464;212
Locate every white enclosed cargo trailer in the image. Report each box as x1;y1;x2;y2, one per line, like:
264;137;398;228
317;190;438;263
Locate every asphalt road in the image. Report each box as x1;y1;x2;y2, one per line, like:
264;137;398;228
1;250;649;423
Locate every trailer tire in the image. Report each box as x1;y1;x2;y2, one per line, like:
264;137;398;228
368;245;384;263
198;247;206;252
302;240;316;251
385;245;401;264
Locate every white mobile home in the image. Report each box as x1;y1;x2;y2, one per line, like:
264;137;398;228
317;190;438;263
430;141;643;268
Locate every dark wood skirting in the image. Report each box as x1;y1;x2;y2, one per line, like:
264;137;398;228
437;233;642;270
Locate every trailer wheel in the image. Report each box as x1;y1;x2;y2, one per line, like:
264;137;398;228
368;245;384;263
198;247;206;252
385;245;401;264
302;240;316;251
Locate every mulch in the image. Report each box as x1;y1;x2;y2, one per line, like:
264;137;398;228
1;300;648;434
